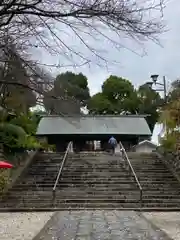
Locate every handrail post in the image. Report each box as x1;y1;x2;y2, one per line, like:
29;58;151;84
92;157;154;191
52;189;56;206
140;188;142;208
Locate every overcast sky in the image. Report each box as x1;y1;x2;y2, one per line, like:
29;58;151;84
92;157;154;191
37;0;180;95
37;0;179;143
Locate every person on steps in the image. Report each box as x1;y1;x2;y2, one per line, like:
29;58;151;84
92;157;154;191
108;136;117;155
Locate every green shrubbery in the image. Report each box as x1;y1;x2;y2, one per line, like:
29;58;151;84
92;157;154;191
159;99;180;153
0;110;44;193
0;111;42;154
160;133;177;153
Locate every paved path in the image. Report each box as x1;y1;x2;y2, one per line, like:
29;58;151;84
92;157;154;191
0;212;54;240
33;211;172;240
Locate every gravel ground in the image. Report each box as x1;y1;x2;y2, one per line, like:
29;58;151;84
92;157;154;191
0;212;54;240
143;212;180;240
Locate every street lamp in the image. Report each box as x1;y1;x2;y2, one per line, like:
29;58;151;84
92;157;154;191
147;75;168;142
150;74;159;84
148;75;167;102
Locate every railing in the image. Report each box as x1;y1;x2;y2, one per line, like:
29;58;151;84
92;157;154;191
52;141;72;202
119;141;143;207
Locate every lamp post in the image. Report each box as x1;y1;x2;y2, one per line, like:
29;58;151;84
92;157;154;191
146;75;168;143
146;75;167;102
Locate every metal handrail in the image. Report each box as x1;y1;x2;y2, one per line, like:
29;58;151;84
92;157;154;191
119;141;143;206
52;141;72;201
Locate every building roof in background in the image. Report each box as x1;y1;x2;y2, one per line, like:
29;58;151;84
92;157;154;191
36;115;151;136
137;140;157;148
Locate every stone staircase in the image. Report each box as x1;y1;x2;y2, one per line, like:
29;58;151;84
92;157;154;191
1;151;180;211
0;152;141;210
52;152;140;209
129;152;180;209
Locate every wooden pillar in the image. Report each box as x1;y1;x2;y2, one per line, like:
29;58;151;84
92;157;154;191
101;140;107;151
56;141;67;152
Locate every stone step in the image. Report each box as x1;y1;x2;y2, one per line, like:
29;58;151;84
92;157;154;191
2;206;180;212
2;197;141;203
12;183;54;188
131;164;166;168
58;185;180;191
142;202;180;208
67;162;125;166
143;189;180;194
135;169;169;172
66;163;124;167
62;168;170;173
29;198;180;204
9;182;180;191
13;182;138;187
35;156;64;160
1;202;141;209
138;177;177;181
22;177;134;183
34;159;63;163
27;172;58;176
19;180;136;185
60;176;134;180
3;191;140;199
142;199;180;203
140;183;180;188
36;153;64;157
67;167;124;171
11;185;138;191
30;162;61;167
8;188;141;194
59;174;174;179
130;160;162;164
56;181;180;186
23;173;174;183
61;170;172;174
4;190;180;199
4;194;180;203
143;194;180;199
59;175;175;180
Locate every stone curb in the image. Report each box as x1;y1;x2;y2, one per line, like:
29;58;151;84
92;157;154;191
155;151;180;183
32;212;60;240
138;212;173;240
0;150;38;199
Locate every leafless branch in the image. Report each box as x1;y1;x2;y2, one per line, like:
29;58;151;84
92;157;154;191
0;0;166;116
0;0;166;67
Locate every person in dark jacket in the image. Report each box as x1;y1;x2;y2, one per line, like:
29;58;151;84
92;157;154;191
108;136;117;155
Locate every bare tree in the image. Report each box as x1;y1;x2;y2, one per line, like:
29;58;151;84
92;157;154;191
0;37;86;115
0;0;165;65
0;0;166;115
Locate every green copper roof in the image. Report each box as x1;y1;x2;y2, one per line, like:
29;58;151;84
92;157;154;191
36;115;151;136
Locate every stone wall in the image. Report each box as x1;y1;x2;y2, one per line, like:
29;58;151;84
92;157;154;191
0;151;38;197
157;149;180;182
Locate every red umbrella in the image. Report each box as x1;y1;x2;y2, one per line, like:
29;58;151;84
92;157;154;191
0;161;13;169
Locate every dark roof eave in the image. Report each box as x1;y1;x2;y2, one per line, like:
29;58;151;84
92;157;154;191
40;114;151;118
36;133;151;136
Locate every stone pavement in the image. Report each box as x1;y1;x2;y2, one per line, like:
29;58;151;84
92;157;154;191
143;212;180;240
33;211;172;240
